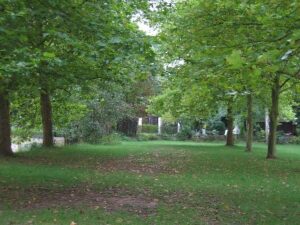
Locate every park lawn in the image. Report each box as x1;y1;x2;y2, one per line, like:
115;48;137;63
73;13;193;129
0;141;299;225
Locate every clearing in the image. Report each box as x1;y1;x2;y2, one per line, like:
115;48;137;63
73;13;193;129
0;141;299;225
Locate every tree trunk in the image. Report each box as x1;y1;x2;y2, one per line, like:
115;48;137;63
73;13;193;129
158;117;162;135
177;122;181;133
226;100;234;146
0;90;13;156
265;108;270;143
246;94;253;152
267;75;280;159
40;88;54;147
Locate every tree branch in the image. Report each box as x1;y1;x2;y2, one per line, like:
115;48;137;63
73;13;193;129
280;78;290;89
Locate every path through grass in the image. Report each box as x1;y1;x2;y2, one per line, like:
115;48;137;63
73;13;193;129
0;141;299;225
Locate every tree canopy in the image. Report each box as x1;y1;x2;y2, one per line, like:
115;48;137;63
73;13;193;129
149;0;300;157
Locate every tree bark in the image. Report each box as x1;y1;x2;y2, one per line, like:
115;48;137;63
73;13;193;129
226;99;234;146
0;90;13;156
158;117;162;135
267;75;280;159
265;108;270;143
246;94;253;152
40;88;54;147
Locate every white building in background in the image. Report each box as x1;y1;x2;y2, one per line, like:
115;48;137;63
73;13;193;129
11;137;65;153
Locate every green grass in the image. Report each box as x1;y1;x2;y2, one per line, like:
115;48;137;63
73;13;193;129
0;141;299;225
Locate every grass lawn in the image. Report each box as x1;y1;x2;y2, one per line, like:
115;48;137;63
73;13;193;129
0;141;299;225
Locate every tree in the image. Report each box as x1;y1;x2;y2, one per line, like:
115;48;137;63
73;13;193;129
0;0;30;155
1;0;155;154
151;0;300;157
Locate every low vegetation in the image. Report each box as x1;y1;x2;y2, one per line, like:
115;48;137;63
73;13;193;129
0;141;299;225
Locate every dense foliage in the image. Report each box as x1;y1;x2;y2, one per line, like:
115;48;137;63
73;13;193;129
0;0;157;154
149;0;300;158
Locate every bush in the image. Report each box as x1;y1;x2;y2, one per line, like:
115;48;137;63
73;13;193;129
99;133;122;145
289;136;300;144
162;123;177;134
119;134;135;142
192;135;225;142
137;133;160;141
159;133;177;140
207;120;226;135
254;129;266;142
141;124;157;133
277;131;290;144
296;128;300;136
177;127;193;140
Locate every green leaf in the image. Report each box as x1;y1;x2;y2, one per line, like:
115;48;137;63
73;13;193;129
43;52;56;59
109;36;122;44
226;50;245;69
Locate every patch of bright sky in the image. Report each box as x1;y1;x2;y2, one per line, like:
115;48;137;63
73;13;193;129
131;0;174;36
131;12;159;36
132;0;184;68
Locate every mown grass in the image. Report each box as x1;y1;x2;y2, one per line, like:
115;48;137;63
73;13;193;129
0;141;299;225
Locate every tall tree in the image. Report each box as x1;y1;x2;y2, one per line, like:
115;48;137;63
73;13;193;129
0;0;29;155
19;0;152;147
152;0;300;157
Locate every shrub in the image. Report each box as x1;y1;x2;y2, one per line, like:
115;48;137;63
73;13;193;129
141;124;158;133
289;136;300;144
162;123;177;134
296;128;300;136
207;120;226;135
137;133;160;141
159;133;177;140
277;131;290;144
254;129;266;142
99;133;122;145
192;135;225;142
177;127;193;140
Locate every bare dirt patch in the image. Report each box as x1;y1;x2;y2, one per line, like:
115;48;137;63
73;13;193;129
13;150;191;175
0;186;158;216
0;186;241;224
97;151;190;175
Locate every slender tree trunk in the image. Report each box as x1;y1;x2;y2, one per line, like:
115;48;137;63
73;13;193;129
158;117;162;135
0;90;13;156
265;108;270;143
226;99;234;146
40;88;54;147
177;122;181;133
246;94;253;152
267;75;280;159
